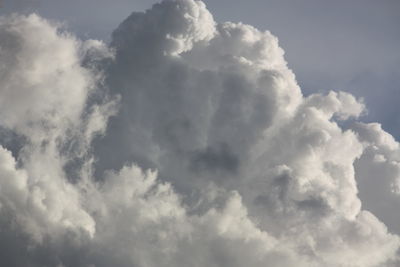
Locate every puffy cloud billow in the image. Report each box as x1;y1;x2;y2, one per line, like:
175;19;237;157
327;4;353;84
0;0;399;266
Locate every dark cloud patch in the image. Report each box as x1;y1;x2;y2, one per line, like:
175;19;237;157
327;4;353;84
190;143;239;174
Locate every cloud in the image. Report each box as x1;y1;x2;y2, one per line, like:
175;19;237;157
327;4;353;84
0;0;399;266
352;122;400;234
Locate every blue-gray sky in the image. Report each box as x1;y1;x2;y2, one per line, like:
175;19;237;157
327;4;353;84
2;0;399;138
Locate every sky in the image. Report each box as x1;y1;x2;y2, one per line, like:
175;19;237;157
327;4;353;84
0;0;400;266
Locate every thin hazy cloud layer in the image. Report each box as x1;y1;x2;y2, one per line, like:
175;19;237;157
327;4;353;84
0;1;399;266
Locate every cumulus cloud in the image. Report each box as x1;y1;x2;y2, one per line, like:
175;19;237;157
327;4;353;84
0;0;400;266
352;122;400;234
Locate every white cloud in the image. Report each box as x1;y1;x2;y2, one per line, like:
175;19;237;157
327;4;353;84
0;0;399;266
352;122;400;234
